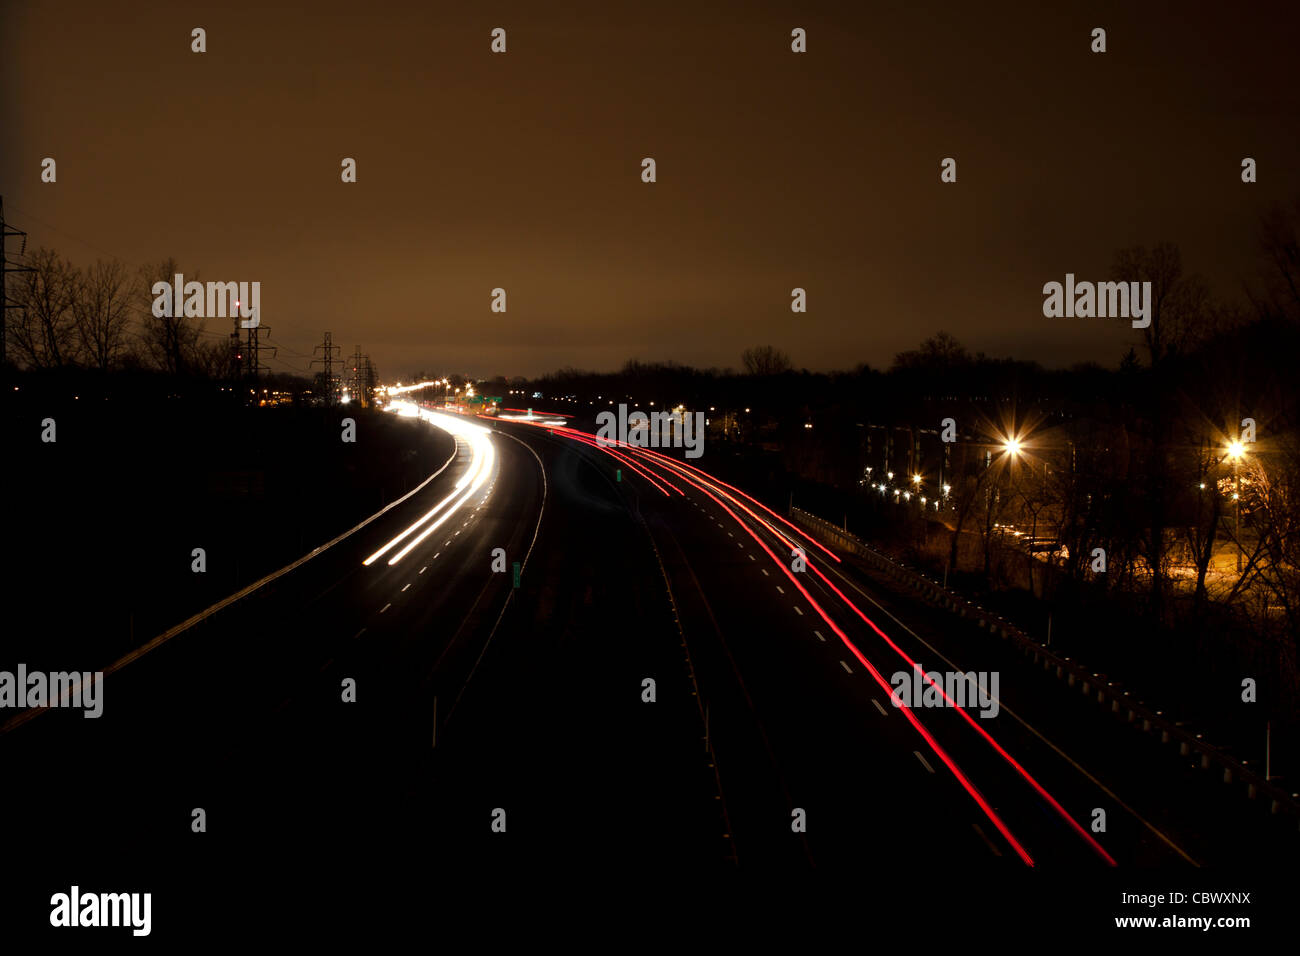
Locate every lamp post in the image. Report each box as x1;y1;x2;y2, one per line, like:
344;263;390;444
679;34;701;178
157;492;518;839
1227;440;1245;572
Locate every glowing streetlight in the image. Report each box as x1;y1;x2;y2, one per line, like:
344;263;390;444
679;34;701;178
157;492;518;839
1226;439;1247;572
1003;436;1023;457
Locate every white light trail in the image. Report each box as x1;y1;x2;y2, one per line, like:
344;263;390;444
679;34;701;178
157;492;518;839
362;402;496;567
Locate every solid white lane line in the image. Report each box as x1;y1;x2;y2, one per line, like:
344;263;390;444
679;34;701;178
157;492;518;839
819;552;1198;864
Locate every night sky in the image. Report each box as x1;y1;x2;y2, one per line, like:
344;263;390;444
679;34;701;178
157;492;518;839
3;0;1298;378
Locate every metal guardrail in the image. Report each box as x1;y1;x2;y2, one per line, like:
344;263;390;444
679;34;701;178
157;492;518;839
790;507;1300;830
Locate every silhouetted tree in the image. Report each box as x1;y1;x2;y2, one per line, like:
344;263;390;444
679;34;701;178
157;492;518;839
892;331;971;371
742;345;792;376
73;258;133;370
9;247;79;369
136;257;206;376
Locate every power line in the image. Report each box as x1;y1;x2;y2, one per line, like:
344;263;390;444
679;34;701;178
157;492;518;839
3;198;336;364
311;331;341;405
1;196;37;371
1;197;137;269
265;351;312;375
350;346;363;406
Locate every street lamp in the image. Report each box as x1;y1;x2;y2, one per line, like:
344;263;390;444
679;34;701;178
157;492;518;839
1226;439;1247;572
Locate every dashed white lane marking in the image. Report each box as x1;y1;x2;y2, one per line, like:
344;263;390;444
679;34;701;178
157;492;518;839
761;568;769;576
914;751;936;774
727;532;734;537
871;698;888;716
353;628;367;640
445;540;451;546
401;583;411;592
775;585;784;594
433;552;441;559
419;566;427;574
380;603;391;614
737;542;744;549
793;606;803;616
748;554;755;561
813;630;825;642
817;552;1197;865
839;660;852;674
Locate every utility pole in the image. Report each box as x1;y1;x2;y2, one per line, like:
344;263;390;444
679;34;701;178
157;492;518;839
1;197;36;377
240;315;275;386
311;331;341;406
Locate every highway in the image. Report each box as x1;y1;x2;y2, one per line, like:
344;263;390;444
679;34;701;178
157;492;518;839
489;418;1117;868
2;405;540;857
3;401;1295;931
469;415;1294;875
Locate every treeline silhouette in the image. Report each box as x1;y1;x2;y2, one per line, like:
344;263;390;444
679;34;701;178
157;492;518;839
508;202;1300;762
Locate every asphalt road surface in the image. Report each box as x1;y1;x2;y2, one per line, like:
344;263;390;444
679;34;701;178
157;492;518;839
3;403;1295;936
